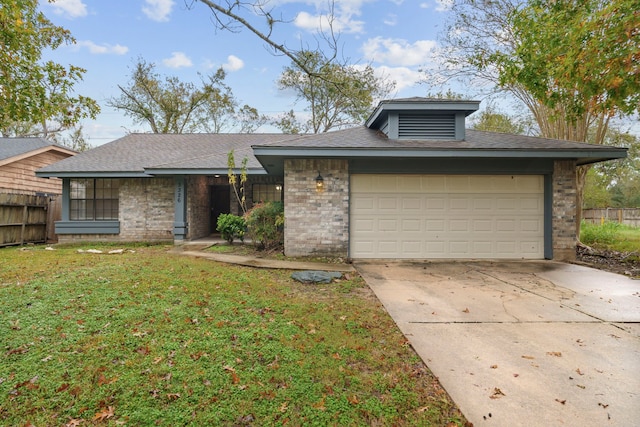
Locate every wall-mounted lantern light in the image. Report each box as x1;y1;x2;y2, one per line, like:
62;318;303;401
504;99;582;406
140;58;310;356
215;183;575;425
315;171;324;192
275;184;282;192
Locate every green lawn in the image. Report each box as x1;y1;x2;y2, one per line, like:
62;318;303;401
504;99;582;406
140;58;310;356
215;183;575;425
0;244;465;426
580;221;640;253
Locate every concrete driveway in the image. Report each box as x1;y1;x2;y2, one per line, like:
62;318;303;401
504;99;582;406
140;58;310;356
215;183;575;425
354;260;640;427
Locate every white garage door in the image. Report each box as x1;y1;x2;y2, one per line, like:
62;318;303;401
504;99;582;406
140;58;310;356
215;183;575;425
350;174;544;259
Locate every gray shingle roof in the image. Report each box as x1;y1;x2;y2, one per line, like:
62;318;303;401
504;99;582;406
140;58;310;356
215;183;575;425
36;128;627;177
36;133;302;176
252;126;629;151
0;137;74;161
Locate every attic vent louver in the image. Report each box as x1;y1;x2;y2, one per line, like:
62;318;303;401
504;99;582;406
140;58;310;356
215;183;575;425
398;113;455;139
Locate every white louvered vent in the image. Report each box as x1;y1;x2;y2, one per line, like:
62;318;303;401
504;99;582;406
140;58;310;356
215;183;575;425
398;113;456;139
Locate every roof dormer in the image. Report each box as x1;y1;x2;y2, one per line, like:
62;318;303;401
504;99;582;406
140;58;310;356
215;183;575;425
365;97;480;140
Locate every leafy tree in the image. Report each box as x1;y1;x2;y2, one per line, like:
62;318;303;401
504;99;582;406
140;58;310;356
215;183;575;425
0;0;99;138
274;51;394;133
584;126;640;208
54;126;93;152
582;168;612;209
438;0;639;235
108;59;262;134
470;104;526;134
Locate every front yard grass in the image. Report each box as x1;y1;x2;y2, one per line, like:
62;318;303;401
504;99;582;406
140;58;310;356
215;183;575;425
0;244;466;426
581;221;640;254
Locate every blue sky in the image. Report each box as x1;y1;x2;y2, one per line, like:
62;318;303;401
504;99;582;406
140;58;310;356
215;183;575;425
41;0;463;146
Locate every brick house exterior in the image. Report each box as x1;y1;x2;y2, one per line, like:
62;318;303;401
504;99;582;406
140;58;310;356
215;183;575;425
38;98;626;261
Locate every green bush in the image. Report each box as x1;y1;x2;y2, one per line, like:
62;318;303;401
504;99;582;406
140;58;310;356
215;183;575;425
216;213;246;243
244;201;284;250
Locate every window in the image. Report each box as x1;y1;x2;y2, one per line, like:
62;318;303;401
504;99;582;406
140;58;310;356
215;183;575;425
252;183;282;203
70;179;119;220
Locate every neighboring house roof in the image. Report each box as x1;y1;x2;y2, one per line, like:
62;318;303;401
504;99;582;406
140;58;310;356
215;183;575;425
36;133;302;178
36;128;627;178
0;137;76;167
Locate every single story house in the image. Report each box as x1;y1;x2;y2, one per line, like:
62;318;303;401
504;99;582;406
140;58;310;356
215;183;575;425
1;138;76;196
36;98;627;261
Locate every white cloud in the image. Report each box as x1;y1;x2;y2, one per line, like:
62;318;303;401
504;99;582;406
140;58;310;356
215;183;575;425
76;41;128;55
163;52;192;68
435;0;454;12
373;65;422;92
294;11;365;34
362;37;438;67
383;14;398;26
291;0;377;34
222;55;244;72
142;0;174;22
419;2;430;8
49;0;88;18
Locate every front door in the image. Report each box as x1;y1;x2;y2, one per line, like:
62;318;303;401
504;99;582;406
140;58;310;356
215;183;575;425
210;185;231;233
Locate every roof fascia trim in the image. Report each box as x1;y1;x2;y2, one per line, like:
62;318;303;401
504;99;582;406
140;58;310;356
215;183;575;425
35;171;152;178
252;147;628;160
144;168;267;175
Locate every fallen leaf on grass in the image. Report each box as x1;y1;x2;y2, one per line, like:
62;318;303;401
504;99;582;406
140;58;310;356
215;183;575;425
490;388;505;399
231;372;240;384
6;345;29;356
65;418;83;427
313;397;326;411
166;393;180;400
93;406;114;421
347;395;359;405
97;373;118;386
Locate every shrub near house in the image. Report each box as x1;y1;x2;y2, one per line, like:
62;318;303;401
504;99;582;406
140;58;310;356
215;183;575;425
216;214;246;243
244;201;284;250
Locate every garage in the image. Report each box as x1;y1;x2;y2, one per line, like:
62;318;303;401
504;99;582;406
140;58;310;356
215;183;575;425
350;174;545;259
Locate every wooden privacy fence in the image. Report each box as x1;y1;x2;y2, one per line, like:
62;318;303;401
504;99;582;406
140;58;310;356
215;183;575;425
583;208;640;227
0;193;60;247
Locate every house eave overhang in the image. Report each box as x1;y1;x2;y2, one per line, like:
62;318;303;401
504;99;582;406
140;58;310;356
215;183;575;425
35;171;152;179
36;167;269;179
143;167;267;175
253;146;628;174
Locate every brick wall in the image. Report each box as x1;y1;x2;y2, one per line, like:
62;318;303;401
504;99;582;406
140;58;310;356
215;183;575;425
552;160;577;261
187;175;210;239
119;178;174;241
284;159;349;257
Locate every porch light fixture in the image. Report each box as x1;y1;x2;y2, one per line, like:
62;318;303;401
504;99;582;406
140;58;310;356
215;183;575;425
315;171;324;192
275;184;282;192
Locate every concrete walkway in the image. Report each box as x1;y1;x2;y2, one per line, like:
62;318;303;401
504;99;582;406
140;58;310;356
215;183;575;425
355;260;640;427
172;239;355;272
